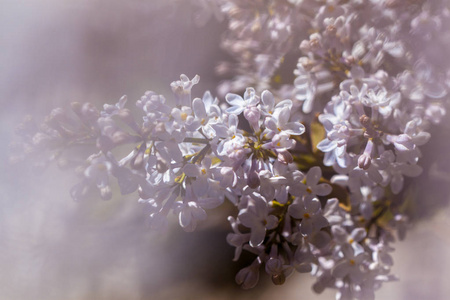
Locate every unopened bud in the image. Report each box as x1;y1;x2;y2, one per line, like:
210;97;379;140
244;106;260;132
81;103;100;123
299;40;310;52
359;115;371;127
156;160;169;173
277;150;293;164
247;170;260;189
358;153;371;170
272;273;286;285
131;147;145;170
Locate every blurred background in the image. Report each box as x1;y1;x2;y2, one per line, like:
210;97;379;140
1;1;450;299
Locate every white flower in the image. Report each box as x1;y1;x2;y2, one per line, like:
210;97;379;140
332;244;369;284
259;90;292;117
183;157;214;197
174;185;208;232
379;150;422;194
288;197;329;235
238;195;278;247
296;166;332;199
399;61;447;102
264;106;305;137
225;87;259;115
216;114;247;158
362;88;400;117
170;74;200;107
235;259;261;289
188;91;222;138
227;216;250;261
332;225;367;254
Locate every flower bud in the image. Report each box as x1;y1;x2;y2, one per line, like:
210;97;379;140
247;170;260;189
277;149;293;164
358;153;371;169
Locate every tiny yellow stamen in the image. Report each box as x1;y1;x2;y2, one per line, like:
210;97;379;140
180;112;188;121
175;173;186;184
303;213;311;219
273;74;282;84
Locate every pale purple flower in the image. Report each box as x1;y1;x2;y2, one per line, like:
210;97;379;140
332;244;369;284
265;106;305;137
238;195;278;247
288;197;329;235
225;87;259;115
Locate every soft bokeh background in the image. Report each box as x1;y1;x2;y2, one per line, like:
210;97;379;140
1;1;450;300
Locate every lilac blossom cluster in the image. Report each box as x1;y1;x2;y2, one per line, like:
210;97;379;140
11;0;450;299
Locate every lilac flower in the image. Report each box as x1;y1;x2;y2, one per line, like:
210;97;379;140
170;74;200;107
235;258;261;289
332;225;367;254
332;244;369;284
288;197;329;235
264;106;305;137
296;166;332;200
227;216;250;261
188;91;222;138
225;87;259;115
237;195;278;247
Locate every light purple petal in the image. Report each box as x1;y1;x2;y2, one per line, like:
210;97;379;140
284;122;305;135
226;93;244;106
351;228;367;242
249;226;265;247
192;97;207;119
306;166;322;186
317;139;337;152
332;261;350;278
301;219;313;235
226;105;245;115
278;106;291;127
391;174;404;194
261;90;274;110
183;164;200;177
313;183;332;196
